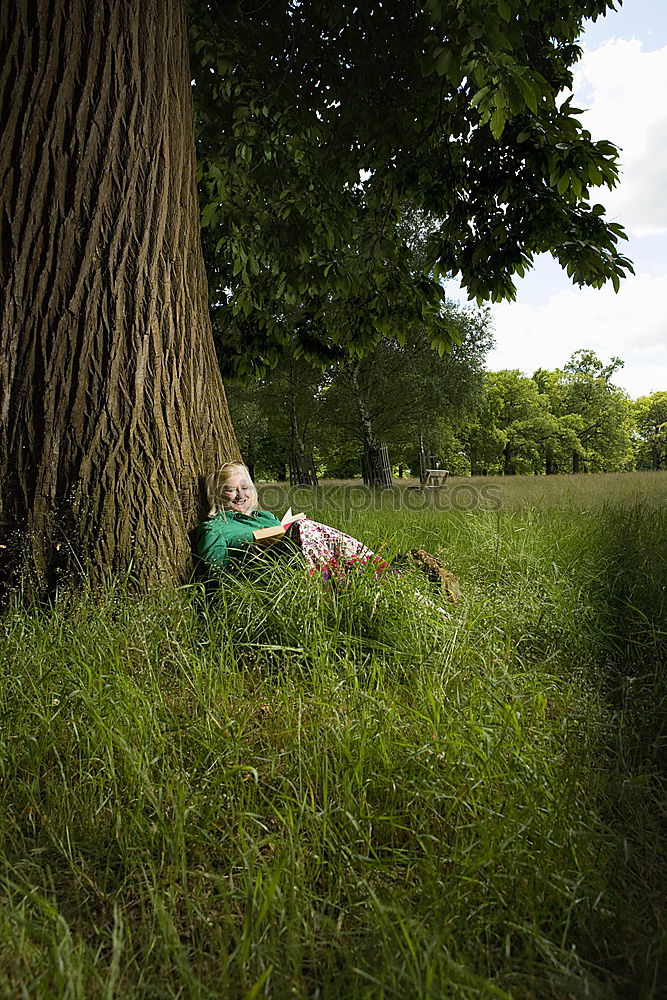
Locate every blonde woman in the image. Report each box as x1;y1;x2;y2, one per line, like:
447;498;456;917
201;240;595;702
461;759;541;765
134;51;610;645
196;462;394;583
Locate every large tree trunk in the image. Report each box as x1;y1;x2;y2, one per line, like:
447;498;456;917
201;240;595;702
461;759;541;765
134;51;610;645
0;0;239;592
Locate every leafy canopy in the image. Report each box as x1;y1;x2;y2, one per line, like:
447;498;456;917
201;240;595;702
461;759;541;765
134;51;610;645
190;0;632;372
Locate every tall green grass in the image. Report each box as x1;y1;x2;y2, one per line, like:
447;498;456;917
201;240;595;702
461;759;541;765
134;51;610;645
1;472;665;998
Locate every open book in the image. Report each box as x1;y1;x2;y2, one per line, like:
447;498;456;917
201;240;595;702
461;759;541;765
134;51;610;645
252;508;306;545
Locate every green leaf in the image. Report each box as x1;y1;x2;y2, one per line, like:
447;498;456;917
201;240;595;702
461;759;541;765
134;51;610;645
470;86;491;109
201;202;218;227
435;48;453;77
490;105;506;139
512;72;538;114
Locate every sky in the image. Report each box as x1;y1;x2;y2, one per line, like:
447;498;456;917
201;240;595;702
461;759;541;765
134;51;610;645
446;0;667;399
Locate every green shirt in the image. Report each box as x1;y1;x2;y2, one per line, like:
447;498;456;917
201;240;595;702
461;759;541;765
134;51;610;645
196;509;282;570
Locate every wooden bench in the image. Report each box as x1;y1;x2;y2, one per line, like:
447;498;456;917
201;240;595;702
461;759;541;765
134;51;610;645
423;468;449;488
408;468;450;490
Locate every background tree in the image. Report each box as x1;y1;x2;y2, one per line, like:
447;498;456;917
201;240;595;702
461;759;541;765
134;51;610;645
225;356;325;482
464;371;548;475
317;306;492;480
217;379;273;482
542;351;634;472
633;392;667;470
457;354;635;477
532;367;590;474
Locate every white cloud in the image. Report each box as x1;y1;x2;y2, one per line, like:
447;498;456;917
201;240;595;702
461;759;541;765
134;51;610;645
488;271;667;398
573;38;667;236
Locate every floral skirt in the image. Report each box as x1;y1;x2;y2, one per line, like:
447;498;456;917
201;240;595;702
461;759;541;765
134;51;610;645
290;518;395;584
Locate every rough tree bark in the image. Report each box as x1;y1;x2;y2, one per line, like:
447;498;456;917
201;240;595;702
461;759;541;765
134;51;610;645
0;0;239;591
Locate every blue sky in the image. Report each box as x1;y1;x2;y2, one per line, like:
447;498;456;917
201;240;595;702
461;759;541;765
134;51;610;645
447;0;667;398
583;0;666;51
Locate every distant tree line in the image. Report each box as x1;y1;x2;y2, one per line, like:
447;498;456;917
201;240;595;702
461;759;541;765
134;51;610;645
226;339;666;480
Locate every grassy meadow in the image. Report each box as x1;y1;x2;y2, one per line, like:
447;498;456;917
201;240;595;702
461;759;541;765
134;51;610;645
0;471;665;998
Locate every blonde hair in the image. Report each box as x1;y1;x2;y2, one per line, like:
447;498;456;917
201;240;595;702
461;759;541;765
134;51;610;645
206;461;259;517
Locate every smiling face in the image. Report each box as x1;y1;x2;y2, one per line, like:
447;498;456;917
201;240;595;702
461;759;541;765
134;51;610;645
219;467;254;514
206;461;258;517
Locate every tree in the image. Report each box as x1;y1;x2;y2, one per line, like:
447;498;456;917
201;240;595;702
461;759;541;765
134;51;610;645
224;356;325;482
541;351;634;472
217;380;273;483
318;306;492;481
1;0;238;592
1;0;634;590
464;370;549;475
461;356;634;477
633;392;667;470
532;368;589;474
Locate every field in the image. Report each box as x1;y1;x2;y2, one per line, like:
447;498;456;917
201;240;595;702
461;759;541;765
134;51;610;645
1;472;665;998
